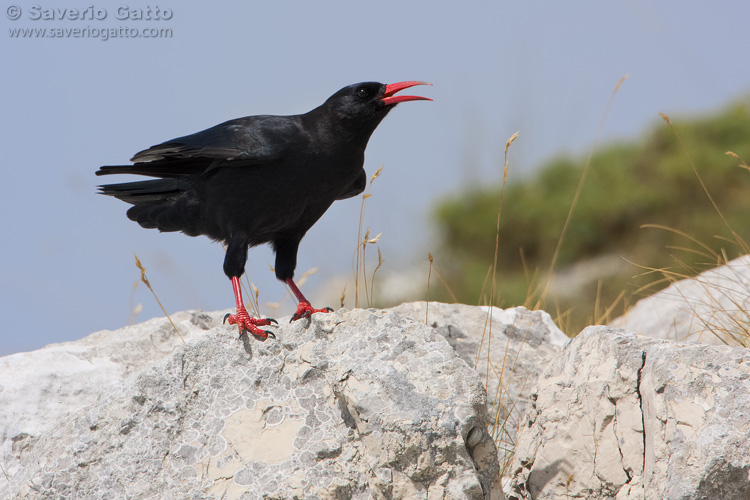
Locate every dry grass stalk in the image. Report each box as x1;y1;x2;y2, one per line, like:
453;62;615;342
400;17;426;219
425;252;434;324
354;165;384;308
659;114;749;253
726;150;750;172
632;121;750;346
360;230;382;306
630;244;750;347
296;267;319;288
369;247;385;305
430;260;459;303
133;253;185;343
536;75;629;312
238;274;262;319
474;131;517;377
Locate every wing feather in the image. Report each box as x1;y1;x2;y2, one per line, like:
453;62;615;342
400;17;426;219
130;115;303;163
96;115;306;179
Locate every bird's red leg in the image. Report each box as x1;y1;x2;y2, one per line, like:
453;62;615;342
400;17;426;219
286;278;334;322
223;276;278;339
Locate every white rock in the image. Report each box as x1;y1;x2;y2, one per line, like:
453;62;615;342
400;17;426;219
1;307;502;499
507;326;750;500
0;310;218;444
610;255;750;346
391;302;568;468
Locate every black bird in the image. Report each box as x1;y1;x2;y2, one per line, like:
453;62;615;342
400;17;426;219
96;81;431;339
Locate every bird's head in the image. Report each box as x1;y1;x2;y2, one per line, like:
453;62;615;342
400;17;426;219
322;81;432;127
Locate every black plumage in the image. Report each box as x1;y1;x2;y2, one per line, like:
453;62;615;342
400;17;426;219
96;81;431;338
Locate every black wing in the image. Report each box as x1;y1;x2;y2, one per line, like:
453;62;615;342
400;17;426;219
96;115;305;179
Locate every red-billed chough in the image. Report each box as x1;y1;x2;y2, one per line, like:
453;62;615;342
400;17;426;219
96;81;431;339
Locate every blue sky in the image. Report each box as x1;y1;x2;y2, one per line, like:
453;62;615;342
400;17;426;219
2;1;749;355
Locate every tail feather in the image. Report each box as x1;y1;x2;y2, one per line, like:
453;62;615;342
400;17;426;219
95;158;213;179
98;177;197;233
97;178;182;205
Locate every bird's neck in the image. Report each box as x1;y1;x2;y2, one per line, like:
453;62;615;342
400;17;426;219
304;106;379;154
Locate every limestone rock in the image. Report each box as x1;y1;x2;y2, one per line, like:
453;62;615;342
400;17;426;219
0;310;220;446
1;307;501;499
391;303;568;468
610;255;750;346
507;326;750;500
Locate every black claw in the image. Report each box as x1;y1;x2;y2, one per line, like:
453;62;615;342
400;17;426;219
290;311;310;322
249;329;275;340
223;313;231;325
325;307;334;312
266;318;279;325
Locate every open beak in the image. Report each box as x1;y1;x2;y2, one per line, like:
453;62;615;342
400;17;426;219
381;81;433;105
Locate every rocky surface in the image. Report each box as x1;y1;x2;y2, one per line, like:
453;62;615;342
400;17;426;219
13;293;748;500
507;326;750;500
1;310;219;449
1;307;501;500
611;254;750;346
391;303;568;467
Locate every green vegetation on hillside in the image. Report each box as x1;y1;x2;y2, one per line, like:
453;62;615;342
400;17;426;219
432;100;750;334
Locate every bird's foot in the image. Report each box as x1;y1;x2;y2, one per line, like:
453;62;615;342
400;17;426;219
290;302;334;322
223;308;278;340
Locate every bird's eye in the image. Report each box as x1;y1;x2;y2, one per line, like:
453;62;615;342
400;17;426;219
357;88;369;99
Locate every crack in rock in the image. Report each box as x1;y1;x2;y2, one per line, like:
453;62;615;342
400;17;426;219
635;349;647;481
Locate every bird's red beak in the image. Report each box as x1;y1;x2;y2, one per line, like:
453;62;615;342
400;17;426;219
381;81;433;105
